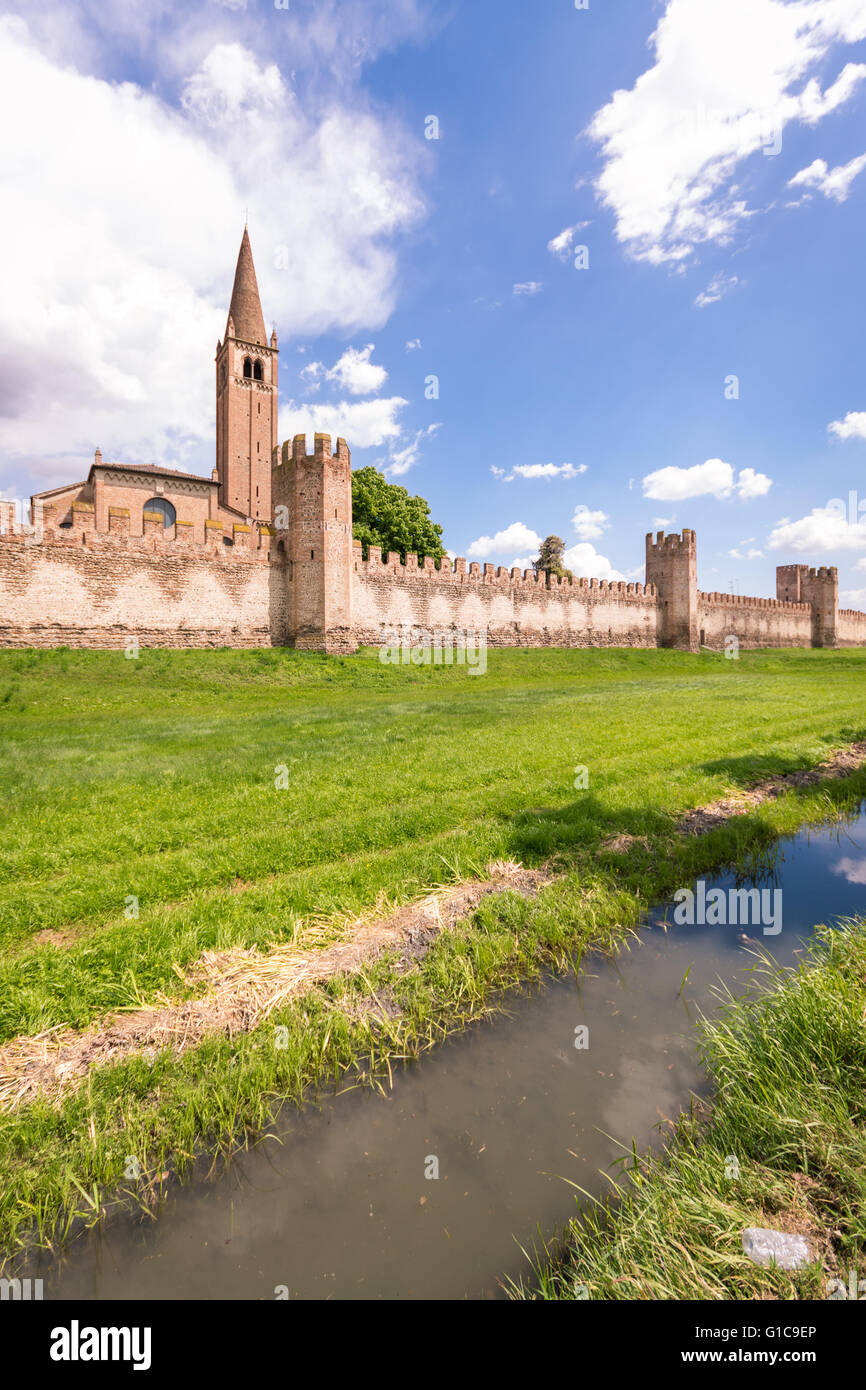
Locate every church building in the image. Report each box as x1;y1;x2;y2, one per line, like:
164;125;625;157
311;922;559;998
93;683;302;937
30;229;278;546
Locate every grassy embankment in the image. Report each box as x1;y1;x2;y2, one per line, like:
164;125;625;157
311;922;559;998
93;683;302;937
515;920;866;1300
1;645;865;1260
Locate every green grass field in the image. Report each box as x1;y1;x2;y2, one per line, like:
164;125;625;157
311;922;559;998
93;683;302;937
2;643;866;1261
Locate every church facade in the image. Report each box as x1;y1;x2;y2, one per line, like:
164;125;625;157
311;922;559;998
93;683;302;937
0;230;864;655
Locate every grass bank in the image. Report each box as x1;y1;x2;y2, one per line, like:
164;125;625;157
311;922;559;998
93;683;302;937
515;920;866;1300
1;645;866;1261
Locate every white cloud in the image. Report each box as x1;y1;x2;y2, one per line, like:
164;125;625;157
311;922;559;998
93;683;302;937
788;152;866;201
768;506;866;552
0;20;424;491
281;396;409;451
495;462;587;482
736;467;773;499
652;515;675;528
547;222;590;260
383;423;441;478
513;281;543;296
562;542;626;582
728;546;764;559
831;856;866;883
571;505;609;541
405;338;422;352
642;459;771;501
694;272;740;308
467;522;542;560
587;0;866;265
323;344;388;396
829;410;866;440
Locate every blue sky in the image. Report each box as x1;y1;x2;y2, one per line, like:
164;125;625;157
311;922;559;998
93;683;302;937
1;0;866;599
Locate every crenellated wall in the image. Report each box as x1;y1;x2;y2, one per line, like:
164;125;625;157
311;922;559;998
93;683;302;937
351;544;660;648
838;607;866;647
0;514;282;649
697;592;814;649
2;444;866;653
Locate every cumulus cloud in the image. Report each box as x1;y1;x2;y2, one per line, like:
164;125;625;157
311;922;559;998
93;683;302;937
0;19;424;492
405;338;422;352
788;152;866;201
829;410;866;440
571;505;609;541
587;0;866;265
280;396;409;451
737;467;773;499
325;345;388;395
642;459;772;501
768;506;866;552
492;462;587;482
561;542;626;582
513;281;543;296
467;522;542;560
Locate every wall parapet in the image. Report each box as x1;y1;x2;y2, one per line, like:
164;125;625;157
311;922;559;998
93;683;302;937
354;545;657;600
698;590;811;614
0;522;274;563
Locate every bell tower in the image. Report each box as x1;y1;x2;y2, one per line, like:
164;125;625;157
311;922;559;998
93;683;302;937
215;228;279;522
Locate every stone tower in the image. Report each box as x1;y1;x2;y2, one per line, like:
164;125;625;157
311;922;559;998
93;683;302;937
645;529;699;652
272;433;355;653
776;564;838;647
215;228;279;522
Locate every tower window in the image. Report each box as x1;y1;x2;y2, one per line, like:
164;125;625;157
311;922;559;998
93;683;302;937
143;497;176;528
243;358;253;379
253;361;263;382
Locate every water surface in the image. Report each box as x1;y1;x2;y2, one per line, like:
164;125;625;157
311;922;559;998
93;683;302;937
38;809;866;1300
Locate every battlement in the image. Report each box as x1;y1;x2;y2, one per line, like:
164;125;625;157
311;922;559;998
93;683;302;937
699;591;811;614
0;514;274;561
277;434;351;466
354;543;657;598
646;528;696;555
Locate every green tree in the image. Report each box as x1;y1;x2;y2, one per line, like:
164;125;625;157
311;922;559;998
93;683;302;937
352;467;445;562
533;535;573;582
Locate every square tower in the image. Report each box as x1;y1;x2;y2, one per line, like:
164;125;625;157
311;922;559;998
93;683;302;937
645;529;699;652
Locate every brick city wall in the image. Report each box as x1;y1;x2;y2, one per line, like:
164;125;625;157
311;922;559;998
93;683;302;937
697;593;814;649
350;545;661;648
0;520;283;649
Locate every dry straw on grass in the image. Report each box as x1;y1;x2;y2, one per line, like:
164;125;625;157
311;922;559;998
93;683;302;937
0;860;549;1114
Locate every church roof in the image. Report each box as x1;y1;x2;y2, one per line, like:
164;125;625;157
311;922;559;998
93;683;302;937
90;461;218;486
225;228;267;346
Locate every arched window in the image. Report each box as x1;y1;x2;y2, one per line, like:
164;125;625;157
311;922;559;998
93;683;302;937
143;497;176;529
243;358;253;379
253;360;263;381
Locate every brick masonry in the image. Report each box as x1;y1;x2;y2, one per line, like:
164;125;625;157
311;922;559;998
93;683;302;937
2;457;862;652
3;230;862;656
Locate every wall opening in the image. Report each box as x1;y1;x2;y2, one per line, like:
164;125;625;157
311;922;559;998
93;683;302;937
143;497;176;529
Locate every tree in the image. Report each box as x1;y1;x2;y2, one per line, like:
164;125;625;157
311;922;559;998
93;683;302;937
533;535;573;582
352;467;445;563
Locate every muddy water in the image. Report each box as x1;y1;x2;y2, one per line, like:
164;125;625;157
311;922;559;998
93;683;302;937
37;809;866;1301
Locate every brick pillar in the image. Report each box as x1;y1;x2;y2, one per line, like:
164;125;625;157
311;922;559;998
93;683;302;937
645;529;699;652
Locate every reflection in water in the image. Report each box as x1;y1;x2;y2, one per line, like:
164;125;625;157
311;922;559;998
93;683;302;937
36;808;866;1301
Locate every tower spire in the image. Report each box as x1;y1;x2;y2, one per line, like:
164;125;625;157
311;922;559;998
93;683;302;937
225;227;267;347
